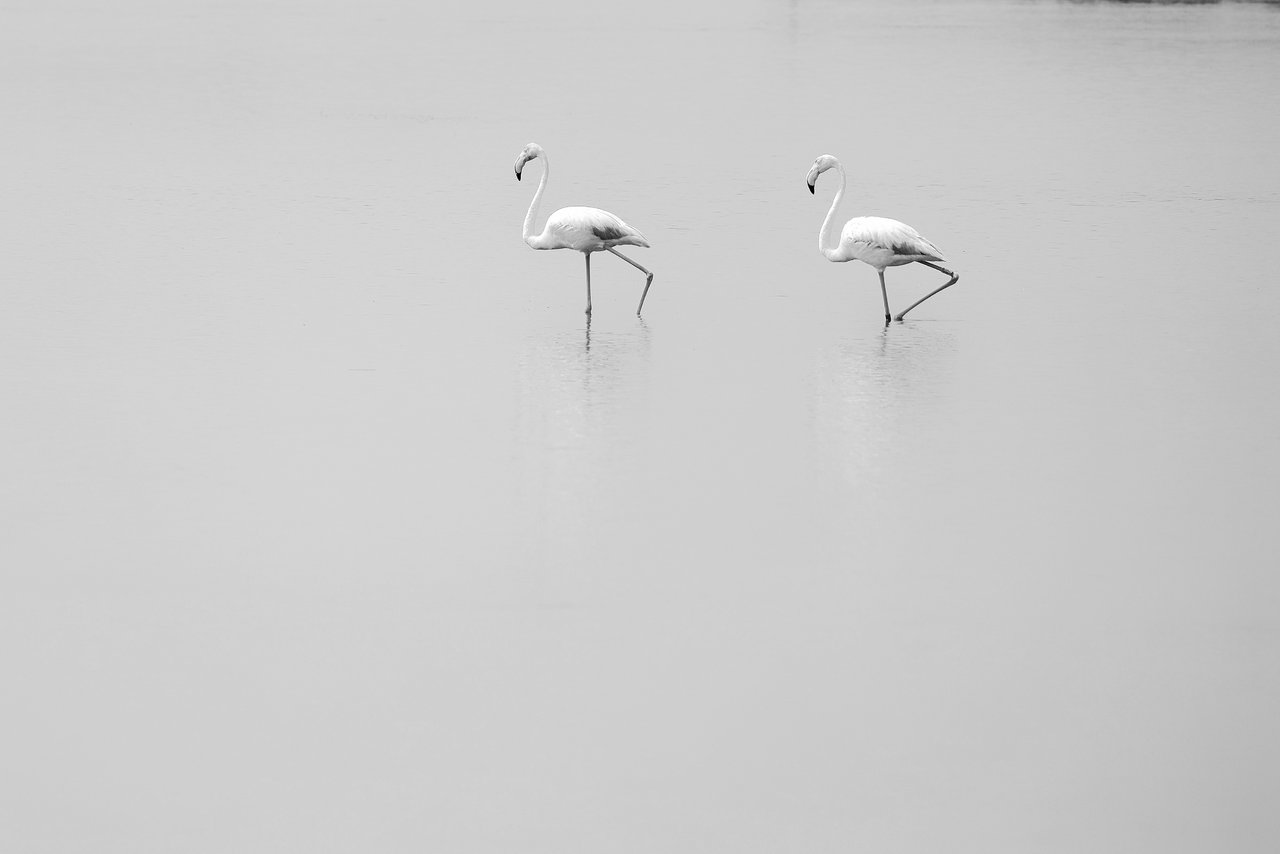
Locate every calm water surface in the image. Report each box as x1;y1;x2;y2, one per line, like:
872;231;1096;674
3;1;1279;851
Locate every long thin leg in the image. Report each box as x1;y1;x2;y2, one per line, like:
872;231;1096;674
606;247;654;316
878;270;891;324
894;260;959;321
584;252;592;315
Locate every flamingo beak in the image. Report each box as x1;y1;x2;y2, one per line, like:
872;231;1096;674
806;166;819;193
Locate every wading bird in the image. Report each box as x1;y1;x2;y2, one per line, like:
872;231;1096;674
515;143;654;316
806;155;958;323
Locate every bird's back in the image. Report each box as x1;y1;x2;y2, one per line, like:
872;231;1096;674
839;216;944;267
546;206;650;252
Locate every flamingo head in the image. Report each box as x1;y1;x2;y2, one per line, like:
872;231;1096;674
806;155;839;194
515;143;544;181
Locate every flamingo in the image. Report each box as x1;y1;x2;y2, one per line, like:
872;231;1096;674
514;143;654;316
806;155;959;323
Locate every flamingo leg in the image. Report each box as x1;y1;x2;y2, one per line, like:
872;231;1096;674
878;270;891;324
606;247;655;316
894;261;959;321
584;252;592;315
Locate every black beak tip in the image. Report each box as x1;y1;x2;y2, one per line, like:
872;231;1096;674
515;170;522;181
807;183;815;194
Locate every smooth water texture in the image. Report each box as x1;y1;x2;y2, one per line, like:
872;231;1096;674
3;1;1279;851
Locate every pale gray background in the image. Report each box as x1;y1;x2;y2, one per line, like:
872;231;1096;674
2;0;1278;851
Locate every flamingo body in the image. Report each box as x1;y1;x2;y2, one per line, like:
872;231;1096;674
833;216;944;269
534;206;650;253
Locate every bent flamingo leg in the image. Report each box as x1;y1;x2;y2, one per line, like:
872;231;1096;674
606;247;654;316
894;260;959;321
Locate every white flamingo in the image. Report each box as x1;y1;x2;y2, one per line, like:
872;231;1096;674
806;155;959;323
515;143;654;316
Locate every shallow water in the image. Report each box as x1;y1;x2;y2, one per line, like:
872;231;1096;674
3;1;1279;851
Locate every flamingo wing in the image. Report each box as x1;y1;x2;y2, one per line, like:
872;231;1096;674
841;216;944;261
547;206;650;251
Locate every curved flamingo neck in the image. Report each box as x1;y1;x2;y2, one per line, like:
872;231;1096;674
523;154;552;249
819;161;846;260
